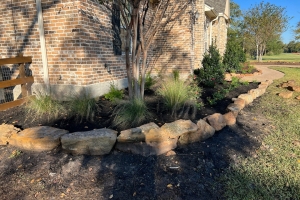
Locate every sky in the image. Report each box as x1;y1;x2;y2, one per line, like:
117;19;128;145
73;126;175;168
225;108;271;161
232;0;300;44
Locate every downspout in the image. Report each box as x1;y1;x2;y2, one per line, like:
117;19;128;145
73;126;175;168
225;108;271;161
210;15;219;46
36;0;50;94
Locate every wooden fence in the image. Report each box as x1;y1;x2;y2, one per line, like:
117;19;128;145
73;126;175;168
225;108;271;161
0;54;34;111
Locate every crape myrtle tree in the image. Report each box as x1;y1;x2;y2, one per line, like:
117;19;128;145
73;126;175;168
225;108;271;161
243;2;289;62
99;0;191;100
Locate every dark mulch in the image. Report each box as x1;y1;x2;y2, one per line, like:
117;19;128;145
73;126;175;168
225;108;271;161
0;82;258;133
0;82;272;199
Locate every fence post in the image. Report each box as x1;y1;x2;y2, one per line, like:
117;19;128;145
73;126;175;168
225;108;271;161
18;53;28;98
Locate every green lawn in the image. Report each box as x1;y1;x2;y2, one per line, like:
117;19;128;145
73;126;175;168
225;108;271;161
222;67;300;199
261;53;300;62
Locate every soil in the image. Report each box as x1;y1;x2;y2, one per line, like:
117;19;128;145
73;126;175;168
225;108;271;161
0;82;273;199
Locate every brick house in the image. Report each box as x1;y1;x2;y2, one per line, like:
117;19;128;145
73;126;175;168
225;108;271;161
0;0;229;101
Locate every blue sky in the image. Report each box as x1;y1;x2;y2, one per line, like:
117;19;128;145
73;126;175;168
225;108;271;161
232;0;300;44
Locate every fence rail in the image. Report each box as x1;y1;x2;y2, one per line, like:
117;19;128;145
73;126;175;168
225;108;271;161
0;54;34;111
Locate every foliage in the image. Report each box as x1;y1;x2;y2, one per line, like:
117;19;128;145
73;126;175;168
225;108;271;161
104;82;124;102
266;38;284;55
157;73;202;116
144;72;155;90
241;62;255;74
243;2;289;62
284;41;300;53
295;21;300;41
199;44;224;87
9;150;22;158
223;38;246;72
112;98;151;129
222;67;300;199
26;90;65;120
67;92;98;122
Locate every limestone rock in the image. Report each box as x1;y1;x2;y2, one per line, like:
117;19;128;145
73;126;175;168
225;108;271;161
296;96;300;100
178;119;215;145
159;120;198;139
9;126;68;151
292;86;300;92
0;124;20;145
238;94;254;105
248;89;260;99
116;137;177;156
61;128;117;155
287;80;296;87
233;98;246;109
223;112;236;126
224;74;232;81
258;84;268;89
280;82;289;88
117;122;159;143
227;103;242;117
278;91;293;99
165;150;176;156
204;113;226;131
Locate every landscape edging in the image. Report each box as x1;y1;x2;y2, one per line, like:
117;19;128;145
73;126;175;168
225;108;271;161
0;80;273;156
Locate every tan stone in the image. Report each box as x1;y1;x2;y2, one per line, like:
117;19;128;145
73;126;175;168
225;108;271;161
165;150;176;156
223;112;236;126
116;137;178;156
224;73;232;81
9;126;68;151
296;96;300;100
61;129;117;155
159;119;198;139
238;94;254;105
248;89;260;99
0;124;20;145
278;91;293;99
178;119;215;145
227;103;242;117
292;86;300;92
287;80;296;87
204;113;226;131
234;98;246;109
117;122;159;143
280;82;289;88
258;84;268;89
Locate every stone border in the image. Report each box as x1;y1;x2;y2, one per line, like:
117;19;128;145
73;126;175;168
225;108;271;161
225;70;263;81
0;80;273;157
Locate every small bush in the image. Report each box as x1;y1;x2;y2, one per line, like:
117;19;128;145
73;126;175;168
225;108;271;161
26;90;65;120
67;92;97;122
113;98;151;129
223;40;246;73
199;44;225;87
104;82;124;102
144;72;155;90
157;73;202;116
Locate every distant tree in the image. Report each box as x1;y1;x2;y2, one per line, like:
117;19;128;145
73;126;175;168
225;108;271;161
295;21;300;41
266;36;284;55
243;2;289;62
285;41;300;53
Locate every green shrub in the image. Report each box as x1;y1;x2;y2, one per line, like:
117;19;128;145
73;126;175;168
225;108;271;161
26;90;65;120
104;82;124;102
113;98;151;129
157;74;202;116
67;92;97;122
144;72;155;90
230;76;240;89
199;44;225;87
223;40;246;73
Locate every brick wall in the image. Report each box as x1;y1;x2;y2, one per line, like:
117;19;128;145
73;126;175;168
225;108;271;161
148;0;205;76
0;0;228;100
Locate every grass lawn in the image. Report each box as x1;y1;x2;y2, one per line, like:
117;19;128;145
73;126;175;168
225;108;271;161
257;53;300;62
222;67;300;199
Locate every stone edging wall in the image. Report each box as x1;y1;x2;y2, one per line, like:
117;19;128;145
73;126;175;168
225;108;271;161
0;80;273;157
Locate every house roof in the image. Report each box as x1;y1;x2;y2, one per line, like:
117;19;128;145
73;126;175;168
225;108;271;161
205;0;230;19
205;0;226;14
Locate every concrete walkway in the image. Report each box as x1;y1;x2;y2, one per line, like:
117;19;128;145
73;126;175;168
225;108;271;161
240;64;300;82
